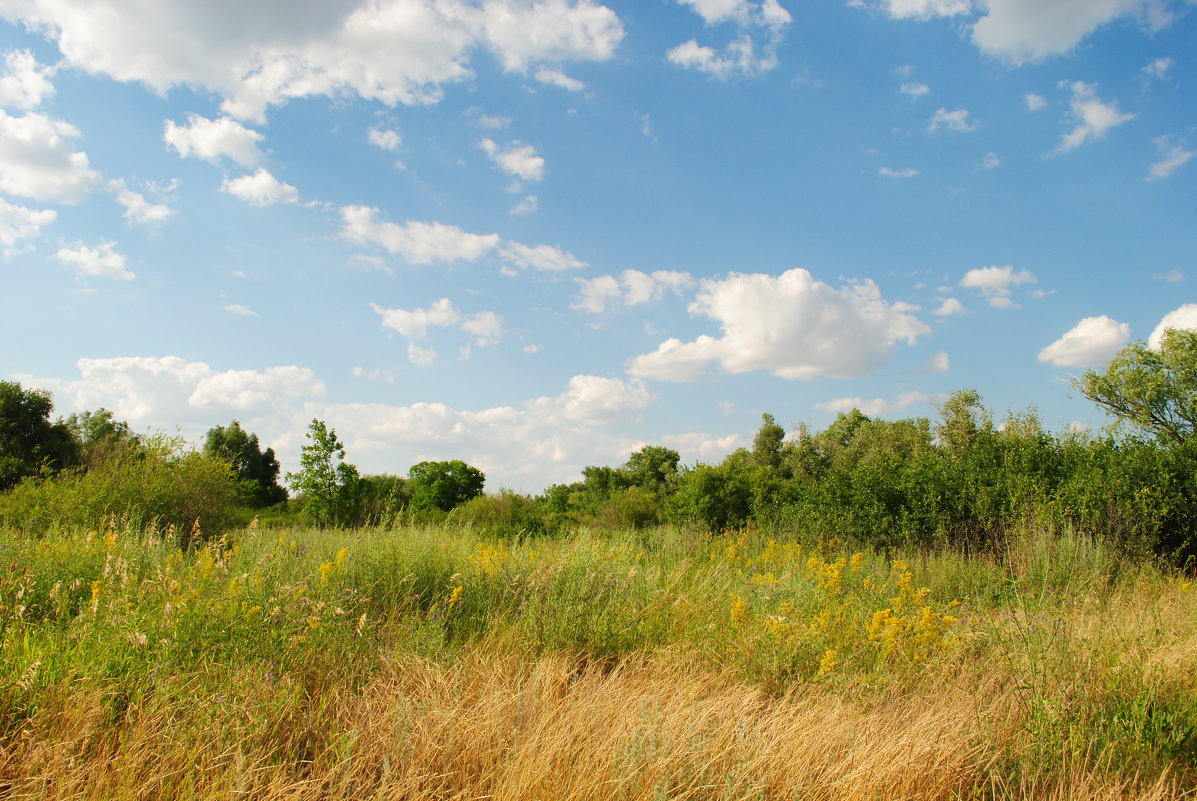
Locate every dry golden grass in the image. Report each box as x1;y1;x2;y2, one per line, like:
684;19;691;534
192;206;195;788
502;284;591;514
0;639;1186;801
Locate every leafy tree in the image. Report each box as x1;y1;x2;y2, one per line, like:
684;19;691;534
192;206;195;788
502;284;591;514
751;412;787;471
203;420;287;508
936;388;992;451
407;460;485;512
0;381;77;490
286;419;360;526
622;445;681;494
1074;328;1197;445
63;407;135;469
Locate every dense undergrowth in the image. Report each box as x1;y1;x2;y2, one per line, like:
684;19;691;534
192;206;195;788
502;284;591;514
1;520;1194;799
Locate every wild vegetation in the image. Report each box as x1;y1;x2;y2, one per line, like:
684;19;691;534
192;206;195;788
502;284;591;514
0;332;1195;798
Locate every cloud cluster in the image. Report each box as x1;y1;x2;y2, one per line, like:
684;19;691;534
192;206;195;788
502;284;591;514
627;269;929;381
668;0;791;79
164;114;263;165
866;0;1184;64
1037;315;1130;367
371;298;503;363
959;265;1037;309
2;0;625;122
0;49;54;110
221;169;300;205
1052;81;1135;155
480;138;546;182
0;110;100;203
573;269;695;313
0;197;54;256
54;240;134;280
341;205;500;264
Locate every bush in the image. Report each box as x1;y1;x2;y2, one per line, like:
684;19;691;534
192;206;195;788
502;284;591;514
447;490;553;538
0;434;242;545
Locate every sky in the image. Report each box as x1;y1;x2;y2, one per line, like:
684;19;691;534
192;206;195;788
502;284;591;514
1;0;1195;493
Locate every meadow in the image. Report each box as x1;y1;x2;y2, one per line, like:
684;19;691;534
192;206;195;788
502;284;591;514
1;519;1194;800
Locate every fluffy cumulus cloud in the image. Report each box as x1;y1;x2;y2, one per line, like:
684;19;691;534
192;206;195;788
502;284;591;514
164;114;263;165
54;240;134;280
108;179;172;225
0;0;624;122
0;196;55;255
1146;135;1195;181
534;66;585;90
900;82;930;97
815;390;930;417
341;205;499;264
1149;304;1197;350
367;126;401;151
499;241;586;271
0;49;54;110
371;298;460;340
548;374;655;425
1037;315;1131;367
462;310;503;346
573;269;695;313
959;265;1037;308
865;0;1184;65
24;356;325;432
627;268;929;382
221;168;300;205
1051;81;1135;155
0;110;100;203
668;0;791;79
933;297;966;316
479;138;545;182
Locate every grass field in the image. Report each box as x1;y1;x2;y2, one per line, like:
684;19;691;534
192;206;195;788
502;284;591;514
0;520;1194;799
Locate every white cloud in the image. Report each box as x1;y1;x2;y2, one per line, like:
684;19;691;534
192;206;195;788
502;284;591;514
549;374;655;425
574;269;695;313
163;114;263;165
877;0;972;19
1023;93;1047;111
978;152;1001;170
54;240;134;280
1153;269;1183;283
407;342;438;366
0;197;54;256
1149;304;1197;350
900;82;930;97
534;67;585;90
973;0;1175;65
479;138;546;182
510;194;538;216
367;126;402;151
1141;56;1174;81
221;304;258;317
816;390;931;417
960;265;1037;308
475;111;512;129
668;0;790;79
879;166;919;178
221;168;300;205
1052;81;1134;155
928;107;978;133
0;50;54;110
500;241;586;271
923;351;950;372
0;110;100;203
340;205;499;264
627;268;929;382
371;298;460;340
1146;135;1195;181
108;178;173;225
1;1;624;123
1037;315;1130;367
933;297;966;316
462;311;503;346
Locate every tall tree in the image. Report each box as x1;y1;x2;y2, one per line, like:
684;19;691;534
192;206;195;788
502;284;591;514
63;407;135;470
1075;328;1197;445
0;381;76;490
407;460;485;512
203;420;287;507
286;419;360;526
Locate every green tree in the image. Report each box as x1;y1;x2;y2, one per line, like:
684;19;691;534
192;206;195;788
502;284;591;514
407;460;485;512
621;445;681;494
63;407;135;470
1074;328;1197;445
286;419;360;526
0;381;77;490
203;420;287;508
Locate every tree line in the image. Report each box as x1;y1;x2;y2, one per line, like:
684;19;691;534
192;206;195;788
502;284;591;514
2;330;1196;560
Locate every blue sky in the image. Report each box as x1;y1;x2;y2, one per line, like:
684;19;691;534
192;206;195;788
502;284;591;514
1;0;1194;492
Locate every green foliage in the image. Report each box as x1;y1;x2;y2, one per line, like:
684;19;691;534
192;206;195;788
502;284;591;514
203;420;287;508
1075;328;1197;445
286;419;360;527
447;489;554;537
355;474;408;527
407;459;486;512
62;407;136;470
0;434;242;544
0;381;76;490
